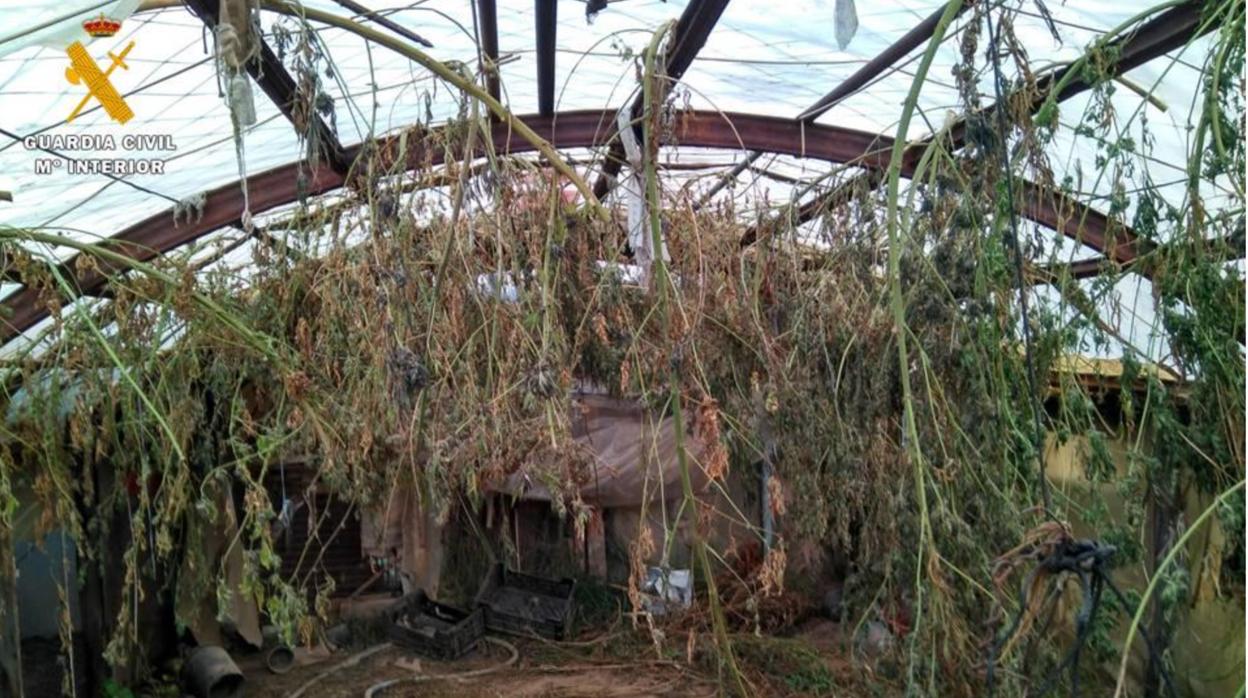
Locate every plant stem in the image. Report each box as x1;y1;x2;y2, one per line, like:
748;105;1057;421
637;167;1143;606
1112;478;1245;698
880;0;963;690
641;23;747;696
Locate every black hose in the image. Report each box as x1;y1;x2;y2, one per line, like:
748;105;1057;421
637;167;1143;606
985;538;1178;698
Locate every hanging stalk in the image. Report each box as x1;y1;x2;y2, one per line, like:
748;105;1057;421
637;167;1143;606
1034;0;1188;126
1190;1;1245;204
0;460;20;698
425;86;483;336
879;0;963;690
0;229;282;464
0;229;353;457
1039;0;1231;243
639;23;748;696
1207;7;1245;198
0;229;287;364
407;87;486;522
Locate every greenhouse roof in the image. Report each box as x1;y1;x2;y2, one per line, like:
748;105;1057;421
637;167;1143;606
0;0;1240;360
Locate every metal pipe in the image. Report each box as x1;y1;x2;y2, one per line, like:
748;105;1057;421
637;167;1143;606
476;0;501;103
536;0;557;116
183;646;244;698
798;3;970;122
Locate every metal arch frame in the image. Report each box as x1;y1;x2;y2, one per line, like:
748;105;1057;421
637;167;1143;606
1;108;1146;341
765;2;1212;261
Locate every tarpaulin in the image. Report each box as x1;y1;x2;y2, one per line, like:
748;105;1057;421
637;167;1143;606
491;393;711;507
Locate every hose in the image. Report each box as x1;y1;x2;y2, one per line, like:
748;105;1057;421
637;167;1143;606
286;642;393;698
363;636;520;698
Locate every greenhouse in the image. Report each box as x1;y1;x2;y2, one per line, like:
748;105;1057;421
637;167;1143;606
0;0;1243;696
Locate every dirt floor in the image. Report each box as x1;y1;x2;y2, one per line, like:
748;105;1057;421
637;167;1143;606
16;606;875;697
241;637;718;698
237;614;874;698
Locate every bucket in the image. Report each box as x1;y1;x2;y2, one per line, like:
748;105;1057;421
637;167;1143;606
266;645;295;674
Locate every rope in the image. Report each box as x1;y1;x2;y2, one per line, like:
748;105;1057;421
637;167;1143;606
214;22;256;232
215;22;244;72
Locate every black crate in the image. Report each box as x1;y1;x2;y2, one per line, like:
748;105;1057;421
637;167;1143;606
387;590;485;661
474;563;577;640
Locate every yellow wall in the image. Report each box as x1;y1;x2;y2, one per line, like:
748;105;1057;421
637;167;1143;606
1044;432;1243;697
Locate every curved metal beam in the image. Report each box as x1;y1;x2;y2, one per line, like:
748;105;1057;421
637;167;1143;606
773;2;1211;260
0;109;1133;341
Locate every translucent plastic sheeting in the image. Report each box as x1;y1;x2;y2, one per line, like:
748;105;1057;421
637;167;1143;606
0;282;20;303
0;7;304;253
0;0;1218;247
0;0;141;56
1031;273;1175;365
0;0;1234;363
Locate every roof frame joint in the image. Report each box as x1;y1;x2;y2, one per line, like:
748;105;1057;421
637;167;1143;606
185;0;352;176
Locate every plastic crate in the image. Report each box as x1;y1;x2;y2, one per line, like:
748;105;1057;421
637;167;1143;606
387;590;485;661
474;563;577;640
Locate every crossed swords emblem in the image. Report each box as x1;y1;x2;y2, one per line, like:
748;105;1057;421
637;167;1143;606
64;39;135;124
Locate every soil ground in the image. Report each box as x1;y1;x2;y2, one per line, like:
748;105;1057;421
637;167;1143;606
239;616;875;698
16;598;875;696
241;636;717;698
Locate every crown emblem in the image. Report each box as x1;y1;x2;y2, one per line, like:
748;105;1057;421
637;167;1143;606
82;14;122;38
